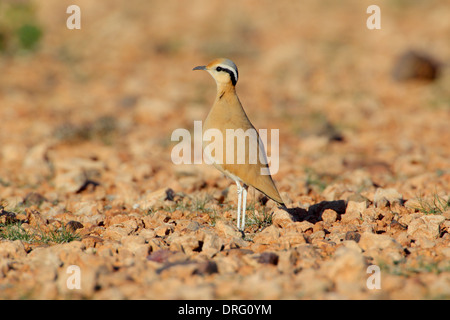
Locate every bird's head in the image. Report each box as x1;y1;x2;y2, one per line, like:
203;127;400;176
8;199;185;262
193;58;239;87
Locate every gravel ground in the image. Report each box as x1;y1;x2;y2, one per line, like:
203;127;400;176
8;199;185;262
0;0;449;299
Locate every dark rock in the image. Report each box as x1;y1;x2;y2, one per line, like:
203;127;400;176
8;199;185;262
193;261;219;275
165;188;176;201
257;252;279;265
345;231;361;243
75;179;100;194
147;249;175;263
392;50;441;82
22;192;47;207
0;210;18;224
66;220;84;232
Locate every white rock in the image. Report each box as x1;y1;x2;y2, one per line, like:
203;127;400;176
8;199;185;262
407;215;445;240
359;232;404;263
374;188;403;207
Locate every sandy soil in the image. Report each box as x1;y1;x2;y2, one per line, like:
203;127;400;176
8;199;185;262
0;0;449;299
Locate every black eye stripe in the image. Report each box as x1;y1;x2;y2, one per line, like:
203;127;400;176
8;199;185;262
216;66;237;86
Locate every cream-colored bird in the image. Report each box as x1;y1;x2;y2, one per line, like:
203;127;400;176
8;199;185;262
193;58;284;231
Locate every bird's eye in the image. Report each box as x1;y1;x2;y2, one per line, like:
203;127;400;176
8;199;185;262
216;67;223;72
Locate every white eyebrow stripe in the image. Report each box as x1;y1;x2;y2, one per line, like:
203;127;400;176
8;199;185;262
218;64;238;82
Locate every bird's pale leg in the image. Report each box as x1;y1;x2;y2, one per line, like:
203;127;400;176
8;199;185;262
236;181;242;230
241;185;248;231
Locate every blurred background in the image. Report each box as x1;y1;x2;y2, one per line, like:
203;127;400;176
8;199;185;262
0;0;449;301
0;0;449;202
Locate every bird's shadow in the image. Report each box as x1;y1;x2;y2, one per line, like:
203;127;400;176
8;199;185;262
280;200;347;224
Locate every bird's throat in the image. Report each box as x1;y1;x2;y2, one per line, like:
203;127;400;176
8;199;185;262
216;83;236;102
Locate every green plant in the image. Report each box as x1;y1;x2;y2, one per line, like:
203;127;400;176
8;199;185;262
416;193;449;215
41;225;81;244
162;194;215;214
0;221;35;242
245;206;272;230
304;167;328;192
0;1;43;54
207;208;220;227
17;24;41;50
0;221;81;244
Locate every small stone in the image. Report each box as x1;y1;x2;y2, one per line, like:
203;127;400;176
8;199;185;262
345;231;361;243
66;220;84;232
322;184;348;201
22;192;47;207
313;221;324;232
193;261;219;275
389;219;407;231
358;232;404;263
257;252;279;265
0;210;18;224
103;225;132;241
346;200;367;214
328;232;346;244
201;231;224;257
228;236;248;249
347;193;370;206
187;221;200;231
310;230;325;241
215;220;241;239
359;232;402;251
374;188;403;208
361;208;380;223
26;209;47;228
155;224;174;237
444;220;450;233
407;215;445;241
121;235;149;256
404;199;422;211
395;231;410;247
341;209;362;224
81;235;103;248
296;221;315;232
168;233;201;255
272;208;296;228
321;209;337;224
253;225;280;245
138;228;156;241
280;231;307;249
147;249;176;263
392;50;441;82
0;240;27;259
164;188;176;201
138;188;168;209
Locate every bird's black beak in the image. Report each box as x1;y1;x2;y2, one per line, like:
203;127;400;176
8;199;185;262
193;65;206;71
